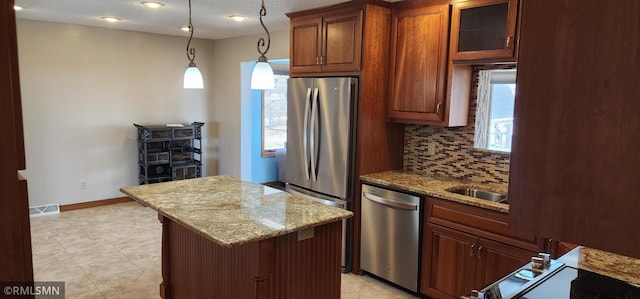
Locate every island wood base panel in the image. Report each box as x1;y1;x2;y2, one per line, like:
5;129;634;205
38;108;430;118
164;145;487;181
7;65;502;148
159;215;342;299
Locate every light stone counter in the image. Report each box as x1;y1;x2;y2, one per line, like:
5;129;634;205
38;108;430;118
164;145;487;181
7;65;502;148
363;173;640;287
560;246;640;286
120;176;353;248
360;170;509;213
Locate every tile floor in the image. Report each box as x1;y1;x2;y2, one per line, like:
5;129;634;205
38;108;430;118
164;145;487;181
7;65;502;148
30;201;421;299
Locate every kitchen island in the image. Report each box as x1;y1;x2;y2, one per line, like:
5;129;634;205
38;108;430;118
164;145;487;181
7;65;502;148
120;176;352;299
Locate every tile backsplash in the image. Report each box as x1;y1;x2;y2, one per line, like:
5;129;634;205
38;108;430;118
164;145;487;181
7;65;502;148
403;65;514;185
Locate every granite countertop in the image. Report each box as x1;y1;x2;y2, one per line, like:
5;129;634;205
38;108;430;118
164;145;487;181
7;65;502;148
560;246;640;286
362;172;640;287
120;176;353;248
360;170;509;213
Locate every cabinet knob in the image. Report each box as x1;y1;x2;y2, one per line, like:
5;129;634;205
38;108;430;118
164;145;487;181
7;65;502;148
436;102;442;114
506;36;512;49
470;243;476;257
320;56;324;65
316;56;320;65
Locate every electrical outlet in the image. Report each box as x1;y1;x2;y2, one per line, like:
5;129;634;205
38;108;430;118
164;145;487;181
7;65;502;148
428;143;436;155
80;180;87;189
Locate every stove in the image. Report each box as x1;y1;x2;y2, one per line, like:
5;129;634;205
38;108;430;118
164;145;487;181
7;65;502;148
517;266;640;299
468;260;640;299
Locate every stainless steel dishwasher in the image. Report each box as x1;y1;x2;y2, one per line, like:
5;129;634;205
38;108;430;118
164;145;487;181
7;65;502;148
360;184;421;292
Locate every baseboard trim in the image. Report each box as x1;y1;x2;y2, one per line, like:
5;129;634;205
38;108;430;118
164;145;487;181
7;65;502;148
60;196;134;212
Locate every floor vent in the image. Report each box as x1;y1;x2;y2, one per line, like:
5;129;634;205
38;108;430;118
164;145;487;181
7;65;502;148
29;204;60;217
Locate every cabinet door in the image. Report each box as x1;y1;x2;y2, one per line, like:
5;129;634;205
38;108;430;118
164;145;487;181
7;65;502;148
546;239;578;259
508;0;640;259
290;16;322;74
422;223;477;299
474;238;533;289
450;0;518;61
320;9;363;73
388;4;450;123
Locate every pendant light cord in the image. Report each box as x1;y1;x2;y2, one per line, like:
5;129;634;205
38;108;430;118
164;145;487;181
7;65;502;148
186;0;196;66
256;0;270;62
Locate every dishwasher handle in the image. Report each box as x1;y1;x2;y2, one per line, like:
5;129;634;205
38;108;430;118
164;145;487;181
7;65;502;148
363;192;418;211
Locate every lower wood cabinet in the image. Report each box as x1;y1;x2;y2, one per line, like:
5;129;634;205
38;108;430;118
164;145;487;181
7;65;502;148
422;223;534;298
475;237;535;288
422;223;476;298
546;239;578;259
421;197;541;298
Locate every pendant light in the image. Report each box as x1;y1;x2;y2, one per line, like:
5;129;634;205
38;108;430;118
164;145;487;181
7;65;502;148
183;0;204;89
250;0;275;90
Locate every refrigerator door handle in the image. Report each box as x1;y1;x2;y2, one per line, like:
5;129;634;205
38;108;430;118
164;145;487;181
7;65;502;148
310;87;319;182
303;87;312;180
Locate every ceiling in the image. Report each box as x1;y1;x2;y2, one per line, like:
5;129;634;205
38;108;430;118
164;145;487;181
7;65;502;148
13;0;398;40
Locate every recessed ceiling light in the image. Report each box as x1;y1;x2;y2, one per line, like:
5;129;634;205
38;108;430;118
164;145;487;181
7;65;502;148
229;15;246;22
101;17;122;23
14;5;24;11
180;26;191;32
141;2;165;9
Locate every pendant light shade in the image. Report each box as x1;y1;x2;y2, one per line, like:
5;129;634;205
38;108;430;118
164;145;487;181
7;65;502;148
251;61;274;90
184;63;204;89
183;0;203;89
250;0;275;90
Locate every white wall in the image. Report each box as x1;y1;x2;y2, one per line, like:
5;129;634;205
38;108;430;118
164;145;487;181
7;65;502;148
16;19;290;207
17;20;216;207
211;31;289;178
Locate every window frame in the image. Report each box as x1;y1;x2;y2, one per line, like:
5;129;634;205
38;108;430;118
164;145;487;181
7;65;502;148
261;64;290;157
474;68;516;153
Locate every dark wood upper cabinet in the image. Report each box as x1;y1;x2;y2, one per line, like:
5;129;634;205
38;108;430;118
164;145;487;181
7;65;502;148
289;17;322;74
508;0;640;259
289;7;363;76
450;0;519;62
322;11;363;72
388;3;450;123
387;1;471;127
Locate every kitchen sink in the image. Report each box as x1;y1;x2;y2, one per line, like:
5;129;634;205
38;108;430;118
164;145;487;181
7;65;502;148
447;187;508;204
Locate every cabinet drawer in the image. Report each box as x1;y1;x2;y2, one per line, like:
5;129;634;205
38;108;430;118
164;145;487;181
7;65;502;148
138;128;172;141
139;164;172;179
426;197;542;251
141;151;170;164
173;164;201;180
171;152;193;163
172;128;195;139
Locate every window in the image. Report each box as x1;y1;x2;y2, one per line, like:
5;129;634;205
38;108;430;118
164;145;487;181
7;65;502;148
261;65;289;157
474;69;516;152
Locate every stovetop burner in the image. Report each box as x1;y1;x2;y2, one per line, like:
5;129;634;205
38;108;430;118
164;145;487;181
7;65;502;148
517;266;640;299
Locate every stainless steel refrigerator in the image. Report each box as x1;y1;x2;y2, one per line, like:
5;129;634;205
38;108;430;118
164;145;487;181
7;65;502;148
285;77;357;272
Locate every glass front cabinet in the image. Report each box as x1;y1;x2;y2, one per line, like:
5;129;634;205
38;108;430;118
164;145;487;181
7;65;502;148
450;0;519;62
